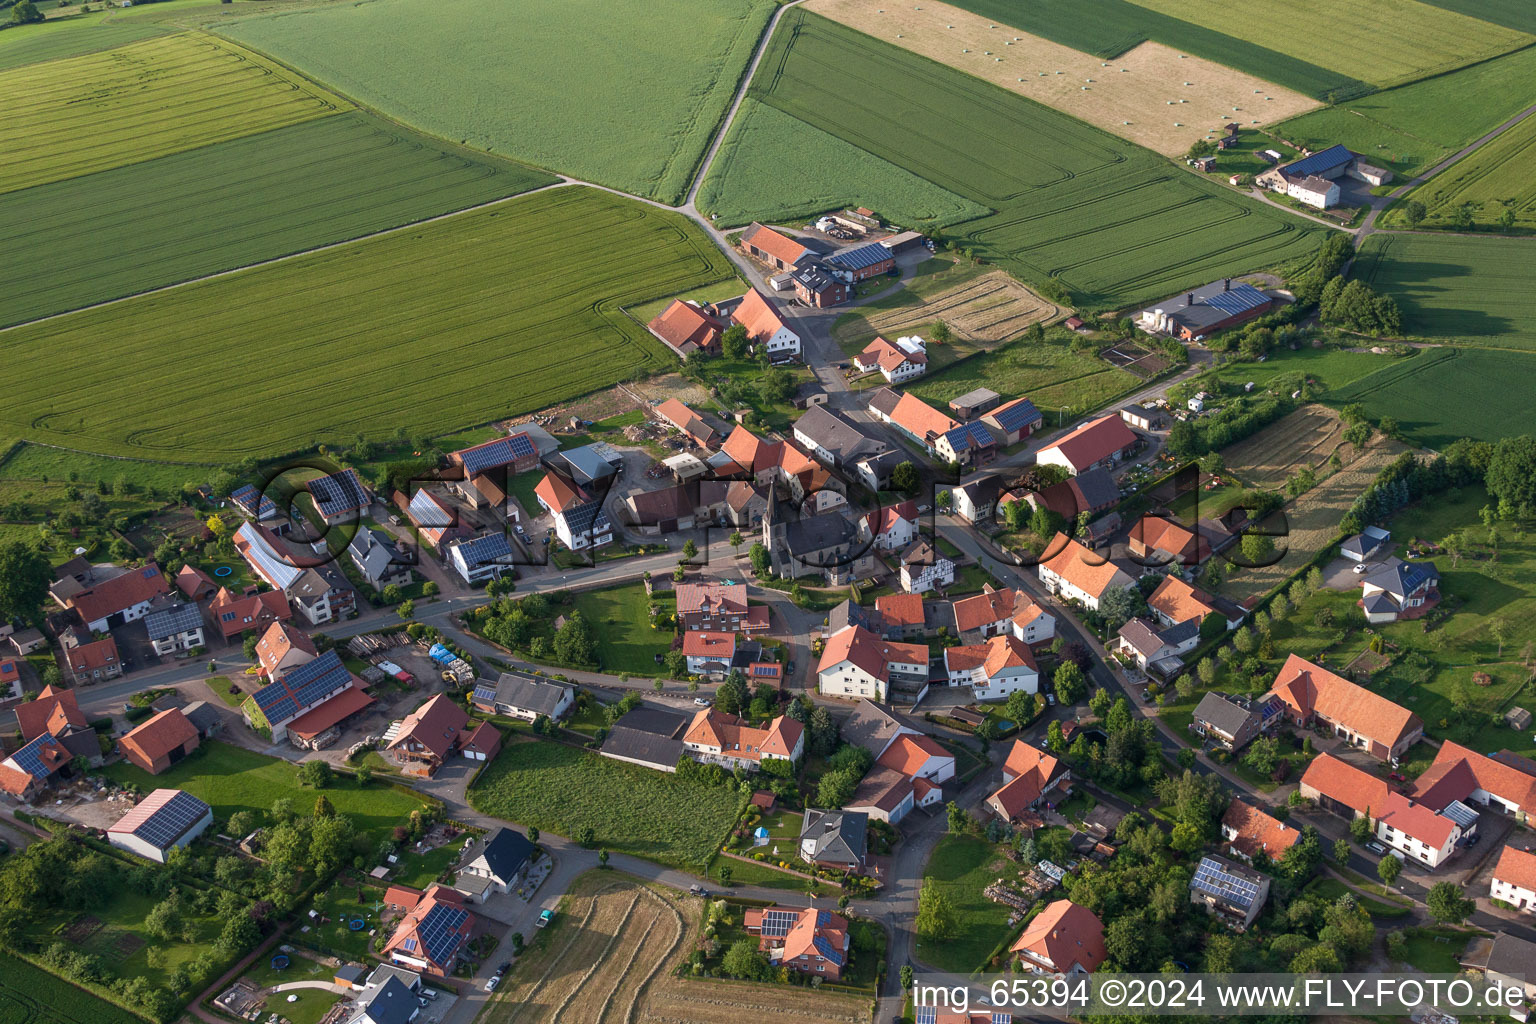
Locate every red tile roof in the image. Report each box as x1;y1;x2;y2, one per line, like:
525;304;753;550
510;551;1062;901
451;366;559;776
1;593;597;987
741;223;809;267
0;762;35;797
389;694;470;762
816;624;927;680
285;684;375;741
874;593;924;628
1221;798;1300;860
67;563;171;625
858;336;927;374
1130;515;1209;563
1038;414;1138;472
533;471;582;513
1012;900;1105;973
731;288;790;343
675;583;749;618
647;299;726;355
721;426;781;476
1039;533;1132;600
119;709;198;766
255;620;317;678
685;709;802;761
1299;752;1390;817
1413;740;1536;818
1148;575;1219;626
952;586;1018;633
876;733;949;776
682;630;736;658
175;564;216;599
209;587;292;638
16;685;88;742
887;392;958;441
63;636;120;677
1267;654;1421;754
865;500;918;539
1493;846;1536;894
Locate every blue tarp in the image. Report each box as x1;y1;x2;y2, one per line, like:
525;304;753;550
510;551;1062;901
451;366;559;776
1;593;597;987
429;643;456;664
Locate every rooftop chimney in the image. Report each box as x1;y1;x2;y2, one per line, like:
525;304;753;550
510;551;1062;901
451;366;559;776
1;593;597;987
1224;278;1231;291
1187;293;1194;305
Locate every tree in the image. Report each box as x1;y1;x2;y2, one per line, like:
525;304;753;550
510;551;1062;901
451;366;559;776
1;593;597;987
298;760;332;789
682;538;698;560
817;769;857;807
1349;814;1373;844
1047;719;1066;754
716;670;749;715
1377;853;1401;886
946;800;969;834
1333;837;1351;863
721;323;750;359
382;583;403;604
1401;199;1426;228
722;938;770;980
1486;435;1536;515
915;879;957;939
718;863;731;888
1196;657;1218;685
597;849;609;868
1052;661;1086;704
355;764;372;784
552;610;597;666
749;542;771;576
1097;585;1147;629
9;1;45;23
216;914;261;959
308;814;356;877
1239;531;1275;566
728;531;744;556
313;795;335;818
1005;688;1035;725
397;598;415;620
145;893;186;942
808;707;838;756
1243;736;1279;776
900;964;914;990
930;320;953;345
575;825;597;847
0;541;52;625
1426;881;1473;923
1003;496;1029;532
891;461;920;495
1089;687;1112;718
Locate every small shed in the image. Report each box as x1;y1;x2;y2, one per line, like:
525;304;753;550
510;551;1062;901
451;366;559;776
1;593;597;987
1193;156;1216;172
750;790;777;812
950;706;987;728
1505;707;1532;730
949;387;1001;420
879;230;927;254
662;452;708;481
334;965;367;990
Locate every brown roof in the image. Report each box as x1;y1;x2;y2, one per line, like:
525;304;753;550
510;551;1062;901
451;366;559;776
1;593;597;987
209;587;292;637
874;593;924;628
740;222;808;267
255;620;317;677
388;693;470;761
1130;515;1209;563
1493;846;1536;894
887;392;958;441
119;708;198;764
1221;798;1300;860
1267;654;1421;752
1413;740;1536;818
1012;900;1106;973
681;630;736;658
63;636;120;677
675;583;748;617
67;563;171;624
816;624;927;679
286;684;375;740
1299;752;1390;817
952;586;1018;633
15;685;88;742
175;564;216;599
847;764;914;813
1039;414;1138;472
647;299;725;355
1148;576;1219;626
731;288;790;342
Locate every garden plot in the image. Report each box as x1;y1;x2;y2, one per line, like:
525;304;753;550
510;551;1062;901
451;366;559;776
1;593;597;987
1222;405;1346;490
806;0;1317;156
834;267;1059;350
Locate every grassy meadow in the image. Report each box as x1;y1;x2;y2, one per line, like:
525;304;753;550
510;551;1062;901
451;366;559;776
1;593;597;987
915;834;1016;973
0;186;733;463
1326;347;1536;447
1353;232;1536;348
224;0;776;203
0;32;346;195
907;329;1139;419
0;113;555;327
739;12;1322;310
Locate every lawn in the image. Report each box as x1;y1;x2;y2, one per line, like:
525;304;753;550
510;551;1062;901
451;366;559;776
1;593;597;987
1;32;346;195
1186;344;1406;398
206;676;247;707
301;880;391;960
235;952;344;1024
2;186;734;463
698;97;989;229
1393;109;1536;231
1326;346;1536;447
571;582;673;675
738;12;1323;311
1304;877;1412;918
100;740;428;842
0;111;556;328
223;0;776;204
391;835;474;889
710;855;813;892
906;328;1139;421
468;737;743;869
1278;45;1536;180
0;948;146;1024
1352;233;1536;349
1397;926;1473;971
916;834;1015;973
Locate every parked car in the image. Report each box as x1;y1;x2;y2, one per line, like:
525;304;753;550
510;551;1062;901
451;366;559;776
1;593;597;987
688;884;709;896
1047;694;1057;706
693;697;711;706
497;962;512;975
1366;841;1387;855
1353;563;1368;574
1388;771;1407;783
537;909;554;928
420;989;439;1002
1467;834;1482;846
484;976;500;993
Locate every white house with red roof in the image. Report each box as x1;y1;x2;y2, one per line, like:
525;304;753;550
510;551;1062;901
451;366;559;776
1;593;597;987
1266;654;1423;762
682;630;737;677
1221;798;1300;863
744;907;849;980
683;709;802;770
1300;753;1472;868
1411;740;1536;820
1491;846;1536;911
1037;533;1134;611
1012;900;1106;975
944;634;1039;702
855;336;928;383
730;288;800;360
534;468;613;551
57;562;171;632
1035;414;1140;476
383;885;474;977
987;741;1069;824
863;500;919;552
816;624;929;702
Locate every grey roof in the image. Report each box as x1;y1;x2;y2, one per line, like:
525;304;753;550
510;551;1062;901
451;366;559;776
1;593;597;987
1191;854;1266;911
472;827;534;883
1193;692;1258;738
1293;174;1336;195
1159;617;1200;647
334;965;367;985
839;699;920;758
790;260;840;294
1071;467;1122;512
782;512;860;559
358;976;419;1024
1117;618;1167;659
855;450;905;480
288;568;336;603
795;381;827;401
801;809;867;864
475;672;572;717
548;444;618;486
610;704;688;738
181;700;221;735
601;724;684;769
1482;932;1536;979
827;241;892;271
1361;560;1438;602
1341;526;1391;558
350;528;407;583
143;602;203;641
950;388;1000;410
828;599;878;635
1141;280;1271;332
866;387;902;419
505;422;561;457
794;406;890;464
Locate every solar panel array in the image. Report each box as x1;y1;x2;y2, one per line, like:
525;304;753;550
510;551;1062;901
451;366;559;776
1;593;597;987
456;532;514;566
8;735;59;779
143;603;203;639
459;434;536;476
252;649;350;724
1283;143;1352;178
229;484;278;519
758;909;797;937
751;664;780;677
125;790;210;846
812;934;845;965
310;469;369;515
1192;856;1262;910
989;397;1042;433
944;421;995;452
562;500;611;539
915;1010;937;1024
417;903;470;964
1204;283;1270;318
828;242;891;272
409;489;454;528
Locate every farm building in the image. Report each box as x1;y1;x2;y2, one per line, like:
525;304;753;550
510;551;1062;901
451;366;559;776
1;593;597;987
981;397;1044;444
791;260;850;307
827;241;895;281
740;222;810;271
949;388;1000;420
1341;526;1391;562
51;560;171;633
653;398;719;449
729;288;801;360
243;649;374;748
1287;175;1339;209
308;468;372;526
855;335;928;383
879;230;927;254
647;299;726;358
1255;143;1391;208
1267;654;1422;762
1035;414;1140;476
118;708;200;775
1136;279;1274;341
107;789;212;863
599;705;690;772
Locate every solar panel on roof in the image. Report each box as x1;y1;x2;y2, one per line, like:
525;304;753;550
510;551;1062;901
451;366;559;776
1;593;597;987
144;603;203;639
828;243;892;271
1192;856;1261;909
230;484;278;519
418;903;469;963
1283;143;1352;178
813;934;845;965
252;649;350;724
457;533;515;565
459;434;536;476
9;735;58;778
128;791;210;847
990;397;1041;432
759;909;797;937
1204;283;1269;318
310;469;368;514
915;1008;937;1024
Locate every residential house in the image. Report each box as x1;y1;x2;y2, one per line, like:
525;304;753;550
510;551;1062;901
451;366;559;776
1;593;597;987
866;389;952;457
1128;515;1212;567
816;624;928;702
873;593;926;638
1037;533;1135;611
951;476;1000;524
209;586;292;641
840;699;926;759
142;602;205;657
944;634;1038;702
682;709;803;770
244;649;373;748
731;288;801;360
846;765;917;824
843;731;952;823
899;541;955;594
1287;174;1340;208
446;533;517;585
864;500;919;552
62;629;123;684
1;684;104;798
598;705;690;772
716;427;844;510
1010;597;1057;647
349;975;421;1024
827;240;895;280
855;336;928;383
953;586;1031;638
1266;654;1423;762
1017;467;1121;524
740;222;810;271
1115;616;1199;675
383;885;474;977
1221;798;1300;863
228;483;280;523
799;809;868;872
54;562;171;632
981;396;1044;444
1358;561;1440;623
308;468;372;527
698;479;768;529
471;672;573;723
1035;415;1140;476
348;528;413;592
406;489;465;549
790;260;849;307
682;630;737;677
386;694;471;777
287;567;353;627
744;907;850;980
1012;900;1106;975
1300;753;1473;868
459;828;536;896
1190;692;1267;752
653;399;719;449
458;721;501;764
534;469;613;551
1411;740;1536;820
646;299;726;358
1490;846;1536;911
1190;855;1269;930
447;434;541;508
1341;526;1391;563
106;789;212;864
1461;932;1536;1004
987;741;1069;824
1136;279;1275;341
1147;575;1243;631
118;708;199;775
675;582;768;634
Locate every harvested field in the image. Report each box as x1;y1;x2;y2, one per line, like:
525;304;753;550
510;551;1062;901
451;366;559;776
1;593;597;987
1223;437;1409;603
834;267;1058;350
0;32;346;194
1223;405;1345;490
806;0;1317;157
486;871;868;1024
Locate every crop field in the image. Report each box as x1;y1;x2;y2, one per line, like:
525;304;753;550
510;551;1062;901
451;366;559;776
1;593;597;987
1277;46;1536;180
1223;406;1345;489
0;112;556;328
743;12;1323;310
224;0;774;204
907;330;1139;419
1415;0;1536;33
0;187;732;462
835;266;1058;350
468;739;742;869
0;949;146;1024
1;33;346;195
1395;112;1536;231
936;0;1372;100
1327;347;1536;447
806;0;1318;157
1128;0;1531;89
697;97;988;228
0;18;167;72
1352;233;1536;348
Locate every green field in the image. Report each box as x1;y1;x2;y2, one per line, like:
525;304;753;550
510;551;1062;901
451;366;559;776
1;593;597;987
0;949;148;1024
468;738;742;869
0;113;554;328
1395;111;1536;231
1128;0;1532;89
1326;346;1536;446
570;583;672;676
698;97;988;228
626;278;747;327
0;186;733;462
1353;232;1536;348
1193;345;1406;396
100;740;427;842
914;834;1014;973
1415;0;1536;32
738;12;1322;310
1;32;346;195
1277;46;1536;180
936;0;1371;100
0;17;166;71
223;0;775;204
907;331;1139;419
